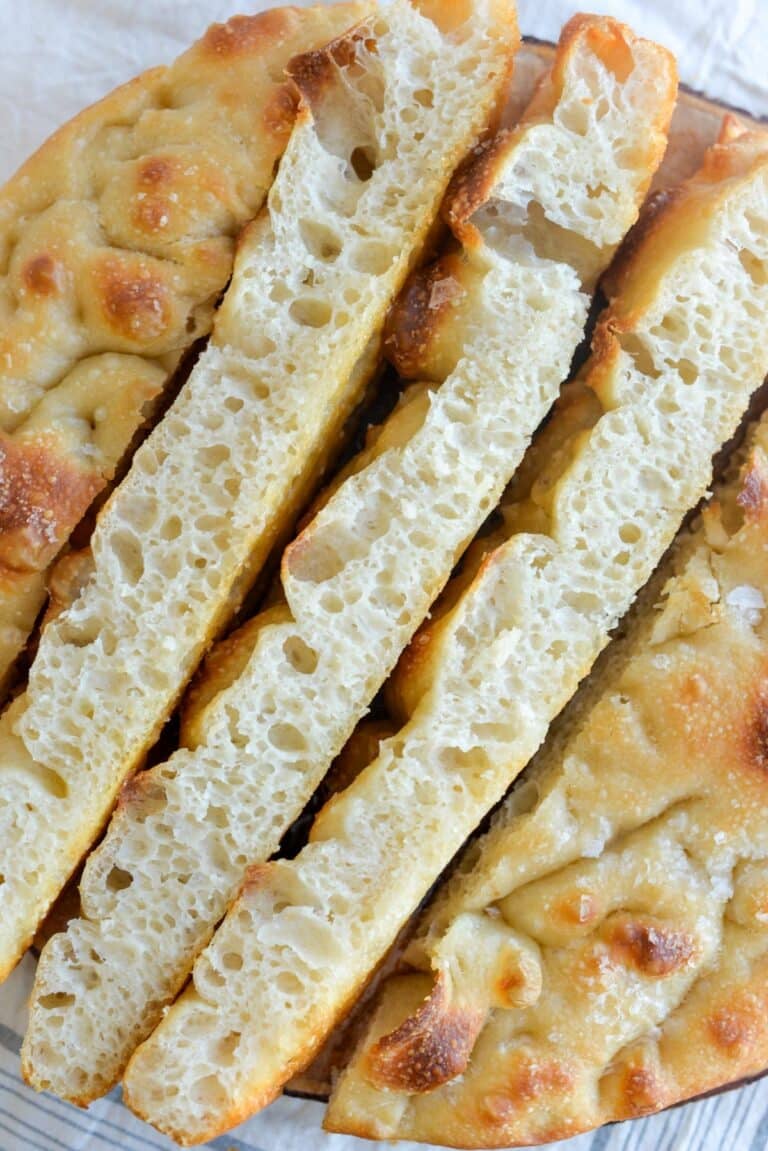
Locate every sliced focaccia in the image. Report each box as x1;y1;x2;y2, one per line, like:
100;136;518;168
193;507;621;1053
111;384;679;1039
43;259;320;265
4;0;521;996
19;0;521;1106
70;18;680;1143
327;406;768;1146
0;3;368;689
123;116;768;1145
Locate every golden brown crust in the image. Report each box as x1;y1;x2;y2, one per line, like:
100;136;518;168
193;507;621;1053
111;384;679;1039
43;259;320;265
367;972;484;1093
600;1049;667;1119
707;1002;759;1052
383;584;468;724
598;187;682;311
91;258;174;348
604;916;697;978
0;437;101;573
263;84;301;141
443;133;514;237
581;116;768;425
388;12;676;388
324;718;398;796
21;254;63;298
288;24;369;109
479;1057;576;1121
384;250;471;382
201;9;303;58
737;449;768;518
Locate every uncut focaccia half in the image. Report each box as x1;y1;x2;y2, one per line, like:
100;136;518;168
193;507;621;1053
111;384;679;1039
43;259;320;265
328;415;768;1150
117;18;678;1145
0;3;364;688
17;0;520;1103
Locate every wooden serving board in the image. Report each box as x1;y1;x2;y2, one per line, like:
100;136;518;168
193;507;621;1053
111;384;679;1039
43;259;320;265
285;39;767;1111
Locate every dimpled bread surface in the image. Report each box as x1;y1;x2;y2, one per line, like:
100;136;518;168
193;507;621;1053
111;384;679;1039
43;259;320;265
0;4;366;686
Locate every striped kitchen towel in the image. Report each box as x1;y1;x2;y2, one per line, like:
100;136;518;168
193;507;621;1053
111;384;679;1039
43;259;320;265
2;953;768;1150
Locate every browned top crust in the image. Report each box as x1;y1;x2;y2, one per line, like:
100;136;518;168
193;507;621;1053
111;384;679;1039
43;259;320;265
0;2;367;682
383;250;472;382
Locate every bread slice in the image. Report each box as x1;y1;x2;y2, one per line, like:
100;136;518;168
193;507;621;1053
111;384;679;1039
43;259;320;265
2;0;525;993
18;0;521;1102
123;116;768;1144
0;4;369;691
104;20;679;1143
326;405;768;1148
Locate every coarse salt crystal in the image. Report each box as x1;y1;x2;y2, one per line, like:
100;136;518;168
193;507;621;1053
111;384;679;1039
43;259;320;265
726;584;765;625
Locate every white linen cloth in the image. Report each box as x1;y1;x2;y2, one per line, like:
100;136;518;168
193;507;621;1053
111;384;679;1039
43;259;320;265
0;2;766;1149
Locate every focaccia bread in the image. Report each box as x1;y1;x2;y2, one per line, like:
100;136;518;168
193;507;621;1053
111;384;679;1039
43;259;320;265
0;3;365;689
109;19;679;1144
3;0;528;996
20;0;521;1106
123;115;768;1147
327;410;768;1147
